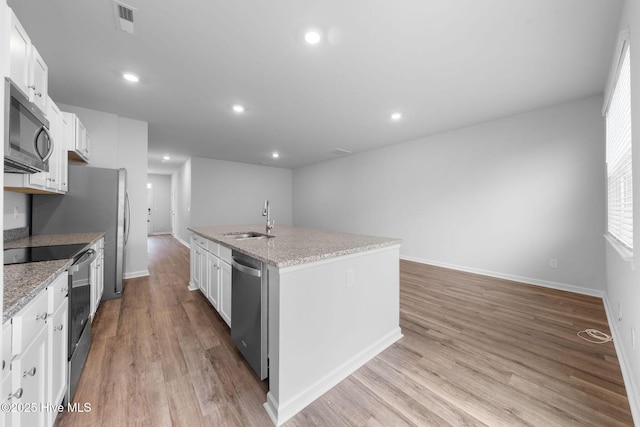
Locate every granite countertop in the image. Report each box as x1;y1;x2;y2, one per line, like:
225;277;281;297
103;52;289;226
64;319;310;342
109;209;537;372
189;224;402;268
3;232;105;323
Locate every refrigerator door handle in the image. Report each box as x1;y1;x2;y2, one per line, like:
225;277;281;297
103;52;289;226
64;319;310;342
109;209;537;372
124;191;131;246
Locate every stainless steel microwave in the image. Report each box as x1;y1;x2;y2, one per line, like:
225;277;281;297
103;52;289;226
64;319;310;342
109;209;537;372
4;77;53;173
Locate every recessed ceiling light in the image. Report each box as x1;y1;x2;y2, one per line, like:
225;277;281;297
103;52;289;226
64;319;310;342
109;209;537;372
232;104;245;113
162;155;170;161
123;72;139;83
272;152;280;159
304;30;321;45
390;112;402;121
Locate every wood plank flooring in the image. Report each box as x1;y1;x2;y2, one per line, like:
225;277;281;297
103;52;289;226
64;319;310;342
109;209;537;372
56;235;633;426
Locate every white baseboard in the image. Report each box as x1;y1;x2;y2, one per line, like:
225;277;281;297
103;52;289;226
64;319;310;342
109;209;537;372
602;295;640;426
174;234;190;248
123;269;150;279
264;327;403;426
148;231;172;236
400;255;605;298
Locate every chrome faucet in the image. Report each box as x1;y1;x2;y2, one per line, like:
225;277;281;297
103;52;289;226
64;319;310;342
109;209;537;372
263;200;275;234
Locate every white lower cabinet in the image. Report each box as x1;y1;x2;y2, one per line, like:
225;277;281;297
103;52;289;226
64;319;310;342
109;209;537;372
11;326;47;427
47;300;67;426
190;234;232;327
207;252;220;310
3;270;69;427
219;260;232;327
90;237;105;321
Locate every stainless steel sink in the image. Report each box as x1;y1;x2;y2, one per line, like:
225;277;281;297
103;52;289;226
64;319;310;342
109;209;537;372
223;231;274;240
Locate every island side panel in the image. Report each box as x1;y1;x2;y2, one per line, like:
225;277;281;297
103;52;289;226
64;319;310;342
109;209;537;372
265;245;402;425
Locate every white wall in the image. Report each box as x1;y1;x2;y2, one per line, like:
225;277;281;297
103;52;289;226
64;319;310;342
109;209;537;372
294;95;606;294
172;158;192;244
172;157;293;243
190;157;292;229
57;104;149;278
147;174;172;234
605;0;640;422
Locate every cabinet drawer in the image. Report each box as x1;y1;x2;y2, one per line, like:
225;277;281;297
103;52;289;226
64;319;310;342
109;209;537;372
209;241;220;257
48;272;69;313
2;322;11;375
11;289;49;356
219;245;231;263
192;234;208;251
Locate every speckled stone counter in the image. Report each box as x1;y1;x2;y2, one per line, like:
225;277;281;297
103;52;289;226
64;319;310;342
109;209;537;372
3;232;105;322
189;224;402;268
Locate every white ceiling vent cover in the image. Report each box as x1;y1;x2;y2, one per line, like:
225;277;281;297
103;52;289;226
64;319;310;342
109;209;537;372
113;1;136;34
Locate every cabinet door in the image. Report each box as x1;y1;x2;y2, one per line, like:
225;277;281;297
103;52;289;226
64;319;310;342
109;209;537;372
96;240;104;304
12;327;47;427
2;322;11;377
2;373;14;427
76;119;87;154
48;300;67;425
45;98;61;190
58;114;69;191
219;261;232;327
191;243;203;291
207;252;220;310
90;252;98;321
29;45;48;112
8;9;31;96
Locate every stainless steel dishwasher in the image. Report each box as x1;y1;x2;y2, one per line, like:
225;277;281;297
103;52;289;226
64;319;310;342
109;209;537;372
231;251;268;380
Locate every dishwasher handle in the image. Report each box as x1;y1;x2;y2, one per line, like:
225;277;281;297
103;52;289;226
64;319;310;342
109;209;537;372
232;259;262;278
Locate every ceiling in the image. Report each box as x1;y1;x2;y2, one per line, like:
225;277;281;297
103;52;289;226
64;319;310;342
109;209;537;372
9;0;623;174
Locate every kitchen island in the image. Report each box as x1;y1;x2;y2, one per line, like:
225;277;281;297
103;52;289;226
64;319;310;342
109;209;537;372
188;224;402;426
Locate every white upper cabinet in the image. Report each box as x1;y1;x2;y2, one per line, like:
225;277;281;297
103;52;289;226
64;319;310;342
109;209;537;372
61;112;90;163
7;8;30;96
28;45;48;113
6;8;48;113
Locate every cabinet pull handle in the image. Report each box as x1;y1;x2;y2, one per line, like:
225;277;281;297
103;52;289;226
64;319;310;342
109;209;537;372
8;388;23;400
36;312;48;321
61;287;68;293
54;324;64;331
28;85;36;90
23;367;36;377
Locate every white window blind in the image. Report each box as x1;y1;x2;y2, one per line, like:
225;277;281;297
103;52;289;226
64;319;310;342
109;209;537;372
606;44;633;251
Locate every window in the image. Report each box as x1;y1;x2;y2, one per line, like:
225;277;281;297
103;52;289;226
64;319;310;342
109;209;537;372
605;37;633;253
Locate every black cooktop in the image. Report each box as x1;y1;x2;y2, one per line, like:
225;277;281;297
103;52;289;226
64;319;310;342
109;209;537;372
4;243;89;265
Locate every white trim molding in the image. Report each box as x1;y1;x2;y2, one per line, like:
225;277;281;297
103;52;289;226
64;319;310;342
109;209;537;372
123;269;150;280
602;295;640;425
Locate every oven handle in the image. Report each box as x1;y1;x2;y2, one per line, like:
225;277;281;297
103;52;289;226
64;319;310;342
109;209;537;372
68;249;97;274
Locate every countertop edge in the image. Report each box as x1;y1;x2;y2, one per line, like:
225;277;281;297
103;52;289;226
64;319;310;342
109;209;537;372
3;259;74;323
189;226;402;268
3;233;106;323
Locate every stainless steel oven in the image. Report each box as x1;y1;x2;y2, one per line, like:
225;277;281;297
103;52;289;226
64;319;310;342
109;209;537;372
67;248;96;403
4;77;53;173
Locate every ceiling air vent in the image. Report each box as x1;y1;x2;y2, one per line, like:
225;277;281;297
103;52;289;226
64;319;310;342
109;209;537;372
330;148;352;156
113;1;136;34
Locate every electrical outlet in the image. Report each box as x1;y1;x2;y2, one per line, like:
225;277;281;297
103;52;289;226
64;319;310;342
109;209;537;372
346;269;355;287
549;258;558;269
618;302;622;323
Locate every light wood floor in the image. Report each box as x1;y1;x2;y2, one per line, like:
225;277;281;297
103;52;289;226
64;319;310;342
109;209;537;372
56;235;633;426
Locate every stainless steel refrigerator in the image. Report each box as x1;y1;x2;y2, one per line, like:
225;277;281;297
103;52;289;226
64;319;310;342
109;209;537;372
31;164;129;300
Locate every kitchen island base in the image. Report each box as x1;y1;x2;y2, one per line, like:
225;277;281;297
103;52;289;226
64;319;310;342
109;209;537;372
264;245;402;426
